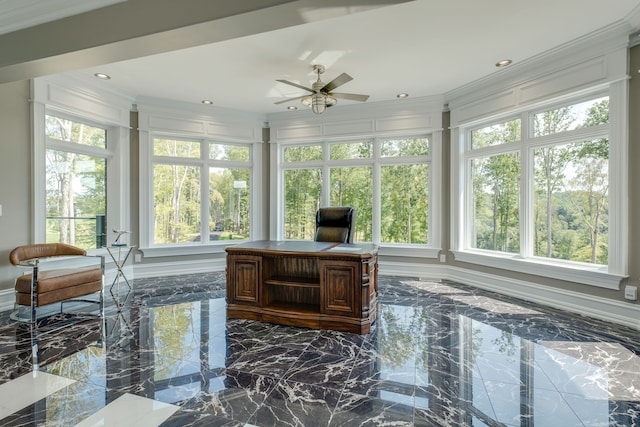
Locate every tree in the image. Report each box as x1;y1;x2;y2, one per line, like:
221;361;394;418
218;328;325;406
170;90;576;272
472;120;521;252
45;116;106;248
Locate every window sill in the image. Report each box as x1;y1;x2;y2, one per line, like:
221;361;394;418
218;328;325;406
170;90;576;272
451;250;625;290
140;241;244;258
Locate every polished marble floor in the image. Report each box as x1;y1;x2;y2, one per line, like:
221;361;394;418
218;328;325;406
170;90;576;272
0;272;638;426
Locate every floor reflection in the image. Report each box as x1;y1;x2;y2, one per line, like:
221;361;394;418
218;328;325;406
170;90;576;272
0;273;638;426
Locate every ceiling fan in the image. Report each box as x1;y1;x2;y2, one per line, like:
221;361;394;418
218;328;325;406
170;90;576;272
275;64;369;114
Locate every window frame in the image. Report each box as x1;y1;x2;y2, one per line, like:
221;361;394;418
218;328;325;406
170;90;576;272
32;79;131;254
452;86;627;289
148;135;254;247
137;104;265;258
276;135;441;256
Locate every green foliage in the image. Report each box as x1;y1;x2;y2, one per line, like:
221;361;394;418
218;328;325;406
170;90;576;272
330;141;372;159
284;145;322;162
330;166;373;241
381;137;429;157
284;168;321;239
381;164;428;244
45;115;107;249
472;119;520;148
473;153;520;253
284;138;429;243
472;97;610;265
533;99;609;264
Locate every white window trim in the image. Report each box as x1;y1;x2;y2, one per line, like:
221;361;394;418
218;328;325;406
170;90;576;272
451;83;628;290
274;133;442;254
31;78;131;254
145;135;255;249
137;102;264;257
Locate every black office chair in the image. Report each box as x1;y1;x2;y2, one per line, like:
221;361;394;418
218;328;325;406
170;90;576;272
314;206;357;244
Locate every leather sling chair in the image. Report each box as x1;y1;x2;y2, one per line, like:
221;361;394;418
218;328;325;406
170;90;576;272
314;206;357;244
9;243;104;325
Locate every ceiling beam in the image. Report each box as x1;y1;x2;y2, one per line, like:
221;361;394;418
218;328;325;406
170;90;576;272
0;0;412;83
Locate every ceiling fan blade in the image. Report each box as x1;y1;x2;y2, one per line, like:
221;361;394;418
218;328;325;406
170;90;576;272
276;79;314;93
322;73;353;92
331;92;370;102
274;95;309;105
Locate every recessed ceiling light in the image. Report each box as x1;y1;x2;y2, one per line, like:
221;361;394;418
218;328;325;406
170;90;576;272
93;72;111;80
287;106;297;110
201;100;213;105
397;93;409;98
495;59;512;68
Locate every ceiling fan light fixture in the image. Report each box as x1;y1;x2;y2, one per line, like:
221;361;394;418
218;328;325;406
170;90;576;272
311;93;326;114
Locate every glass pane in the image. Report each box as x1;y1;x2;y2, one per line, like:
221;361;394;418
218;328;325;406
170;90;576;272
284;168;321;239
330;166;373;241
471;119;520;149
153;164;201;244
154;138;201;158
471;153;520;253
380;137;429;157
45;115;106;148
209;167;250;241
284;145;323;162
330;141;372;159
45;149;106;249
209;143;250;161
533;139;608;264
533;97;609;137
380;164;428;244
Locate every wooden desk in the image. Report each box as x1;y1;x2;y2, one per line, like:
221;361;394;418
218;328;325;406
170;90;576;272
226;240;378;334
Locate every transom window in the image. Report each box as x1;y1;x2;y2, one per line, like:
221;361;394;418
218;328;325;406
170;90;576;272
281;137;431;245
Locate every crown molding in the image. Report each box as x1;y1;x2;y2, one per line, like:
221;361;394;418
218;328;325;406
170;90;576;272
445;21;632;107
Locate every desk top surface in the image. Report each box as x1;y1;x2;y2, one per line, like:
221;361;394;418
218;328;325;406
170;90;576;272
226;240;378;256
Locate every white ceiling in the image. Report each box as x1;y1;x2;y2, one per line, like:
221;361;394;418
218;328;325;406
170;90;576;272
8;0;640;114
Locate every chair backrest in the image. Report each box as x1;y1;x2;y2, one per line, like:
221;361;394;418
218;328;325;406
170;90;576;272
314;206;357;244
9;243;86;265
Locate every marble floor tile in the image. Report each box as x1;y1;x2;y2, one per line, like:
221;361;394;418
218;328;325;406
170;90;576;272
0;271;637;426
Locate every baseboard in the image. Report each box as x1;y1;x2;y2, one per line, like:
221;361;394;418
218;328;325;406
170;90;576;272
133;258;227;279
445;266;640;331
1;260;637;330
378;260;448;279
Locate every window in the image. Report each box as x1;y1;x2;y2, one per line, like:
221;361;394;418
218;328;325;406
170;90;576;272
457;94;618;282
151;138;252;245
45;115;108;249
33;78;131;252
281;137;431;246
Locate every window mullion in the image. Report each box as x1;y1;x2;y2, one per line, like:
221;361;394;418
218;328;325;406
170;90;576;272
321;142;330;207
520;111;533;258
372;138;381;244
201;141;209;245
